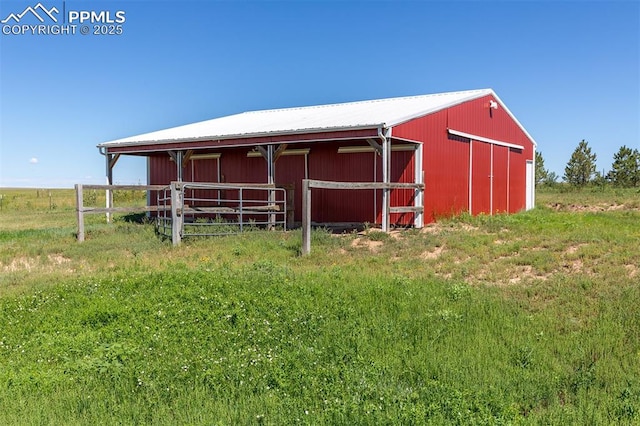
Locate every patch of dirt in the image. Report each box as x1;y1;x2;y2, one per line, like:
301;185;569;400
388;230;404;240
48;254;71;265
421;245;444;260
625;264;638;278
563;259;585;274
421;222;480;235
507;265;551;284
350;237;383;252
2;254;74;273
549;203;635;212
564;244;587;255
3;257;36;272
420;223;443;234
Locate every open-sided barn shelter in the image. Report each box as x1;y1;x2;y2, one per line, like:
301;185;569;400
98;88;537;228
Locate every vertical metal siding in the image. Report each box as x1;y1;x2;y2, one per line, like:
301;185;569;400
471;141;491;215
275;154;306;222
447;95;534;161
394;110;470;223
393;96;534;221
308;142;377;223
190;158;219;206
221;149;268;207
492;145;508;214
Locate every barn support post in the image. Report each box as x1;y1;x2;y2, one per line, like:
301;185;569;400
267;144;276;229
176;151;184;182
167;151;184;182
170;181;183;246
414;143;424;228
104;152;120;223
301;179;311;255
75;184;85;242
380;128;391;232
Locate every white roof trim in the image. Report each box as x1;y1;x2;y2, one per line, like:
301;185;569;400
447;129;525;150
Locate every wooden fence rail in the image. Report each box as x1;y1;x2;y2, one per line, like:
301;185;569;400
75;184;168;242
301;179;425;255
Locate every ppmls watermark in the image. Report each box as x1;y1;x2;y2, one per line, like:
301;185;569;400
1;2;126;36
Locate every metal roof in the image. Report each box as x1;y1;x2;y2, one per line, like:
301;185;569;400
99;88;519;148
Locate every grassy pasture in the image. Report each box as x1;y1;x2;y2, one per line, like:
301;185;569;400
0;186;638;424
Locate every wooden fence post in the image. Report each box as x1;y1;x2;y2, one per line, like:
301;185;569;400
301;179;311;255
171;182;183;246
75;184;85;242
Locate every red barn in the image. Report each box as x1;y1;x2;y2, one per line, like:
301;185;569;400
98;89;537;228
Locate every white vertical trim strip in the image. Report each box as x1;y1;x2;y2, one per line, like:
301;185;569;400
468;140;473;214
490;144;494;215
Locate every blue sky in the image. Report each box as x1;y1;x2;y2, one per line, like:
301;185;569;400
0;0;638;188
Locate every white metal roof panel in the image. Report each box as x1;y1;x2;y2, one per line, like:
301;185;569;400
99;89;495;147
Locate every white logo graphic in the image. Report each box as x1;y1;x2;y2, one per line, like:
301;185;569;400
1;2;59;24
2;2;126;36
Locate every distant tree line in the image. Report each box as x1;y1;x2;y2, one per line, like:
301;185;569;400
536;140;640;188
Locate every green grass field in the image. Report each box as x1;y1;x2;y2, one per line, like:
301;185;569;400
0;186;638;424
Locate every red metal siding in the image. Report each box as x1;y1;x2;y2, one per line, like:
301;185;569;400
309;142;377;223
275;154;306;222
220;149;268;208
394;110;470;223
492;145;508;214
393;96;535;222
149;154;177;185
471;141;491;215
447;95;534;161
189;158;219;206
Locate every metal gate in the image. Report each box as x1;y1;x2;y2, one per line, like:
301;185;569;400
157;182;287;243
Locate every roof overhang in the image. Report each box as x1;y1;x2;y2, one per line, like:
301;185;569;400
100;126;382;155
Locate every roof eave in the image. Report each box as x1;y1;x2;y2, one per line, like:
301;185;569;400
97;124;385;149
